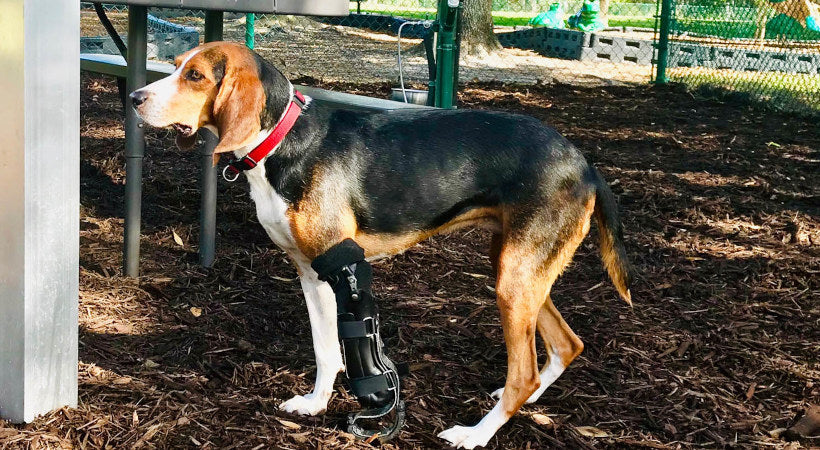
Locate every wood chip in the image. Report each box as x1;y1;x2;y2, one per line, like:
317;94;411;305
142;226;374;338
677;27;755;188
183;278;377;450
575;426;608;438
277;419;301;430
532;413;554;426
783;405;820;441
172;230;184;247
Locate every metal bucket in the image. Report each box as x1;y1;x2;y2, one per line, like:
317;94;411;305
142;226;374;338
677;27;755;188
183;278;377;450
391;88;428;106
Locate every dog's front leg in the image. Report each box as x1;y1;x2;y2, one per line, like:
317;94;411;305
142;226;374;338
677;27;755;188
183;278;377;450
279;265;344;416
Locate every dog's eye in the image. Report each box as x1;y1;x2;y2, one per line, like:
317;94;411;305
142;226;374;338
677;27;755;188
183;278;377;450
186;70;203;81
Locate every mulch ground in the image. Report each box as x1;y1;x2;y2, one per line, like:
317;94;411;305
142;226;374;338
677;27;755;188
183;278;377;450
1;74;818;449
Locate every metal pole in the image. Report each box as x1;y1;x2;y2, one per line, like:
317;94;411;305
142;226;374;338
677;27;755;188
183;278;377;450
452;3;463;107
92;3;127;58
0;0;79;422
123;6;148;277
435;0;459;108
423;31;437;106
245;13;255;49
205;11;224;43
655;0;673;83
199;10;223;268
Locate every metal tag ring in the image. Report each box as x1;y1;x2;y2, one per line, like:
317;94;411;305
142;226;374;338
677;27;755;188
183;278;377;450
222;165;240;182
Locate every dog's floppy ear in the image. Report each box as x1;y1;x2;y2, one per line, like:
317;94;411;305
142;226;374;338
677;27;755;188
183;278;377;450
211;65;265;161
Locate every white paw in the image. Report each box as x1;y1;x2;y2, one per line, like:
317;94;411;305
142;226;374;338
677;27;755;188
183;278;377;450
490;387;541;404
438;425;492;449
279;393;328;416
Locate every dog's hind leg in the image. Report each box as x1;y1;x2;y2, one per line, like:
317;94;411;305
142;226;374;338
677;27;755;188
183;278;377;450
440;196;596;449
279;262;345;416
492;296;584;404
439;245;546;449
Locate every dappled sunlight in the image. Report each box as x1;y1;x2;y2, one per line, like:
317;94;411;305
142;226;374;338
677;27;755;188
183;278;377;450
79;271;161;336
13;71;817;450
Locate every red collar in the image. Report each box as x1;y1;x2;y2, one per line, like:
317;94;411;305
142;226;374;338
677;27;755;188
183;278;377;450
222;89;305;181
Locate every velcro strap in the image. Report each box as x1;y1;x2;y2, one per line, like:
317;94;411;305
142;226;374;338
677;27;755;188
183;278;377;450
311;239;366;280
348;373;394;397
338;318;376;339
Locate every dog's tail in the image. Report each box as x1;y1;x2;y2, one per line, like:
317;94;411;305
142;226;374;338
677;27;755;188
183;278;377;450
590;167;633;305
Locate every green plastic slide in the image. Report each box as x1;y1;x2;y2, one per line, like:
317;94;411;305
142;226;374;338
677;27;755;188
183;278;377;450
567;0;607;32
529;3;565;29
767;0;820;32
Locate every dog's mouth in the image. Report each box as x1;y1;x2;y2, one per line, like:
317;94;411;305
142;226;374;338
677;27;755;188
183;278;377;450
172;123;194;136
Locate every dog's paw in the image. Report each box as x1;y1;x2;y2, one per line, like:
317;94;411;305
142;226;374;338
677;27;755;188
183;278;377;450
438;425;492;449
489;387;540;404
279;393;328;416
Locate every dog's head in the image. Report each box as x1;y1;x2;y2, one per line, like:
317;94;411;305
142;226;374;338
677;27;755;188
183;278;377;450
130;41;290;160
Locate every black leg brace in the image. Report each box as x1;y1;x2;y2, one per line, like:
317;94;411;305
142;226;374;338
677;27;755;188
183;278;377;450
311;239;406;441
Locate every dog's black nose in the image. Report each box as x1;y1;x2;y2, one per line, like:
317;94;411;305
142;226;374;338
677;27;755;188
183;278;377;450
129;90;148;107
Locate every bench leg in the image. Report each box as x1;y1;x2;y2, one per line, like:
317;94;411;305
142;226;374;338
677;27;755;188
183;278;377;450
198;11;224;268
123;5;147;277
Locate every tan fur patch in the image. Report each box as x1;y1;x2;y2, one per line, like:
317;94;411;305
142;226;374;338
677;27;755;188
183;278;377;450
538;196;596;288
355;207;502;258
287;167;357;259
537;297;584;367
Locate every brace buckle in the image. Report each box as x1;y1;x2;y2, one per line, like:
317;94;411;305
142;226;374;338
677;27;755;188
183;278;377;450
362;317;376;337
341;265;360;300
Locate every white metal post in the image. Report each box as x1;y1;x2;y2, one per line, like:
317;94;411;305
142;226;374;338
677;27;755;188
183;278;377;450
0;0;79;422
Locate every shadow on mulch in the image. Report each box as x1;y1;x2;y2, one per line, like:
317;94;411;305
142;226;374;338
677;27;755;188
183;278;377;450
0;74;817;449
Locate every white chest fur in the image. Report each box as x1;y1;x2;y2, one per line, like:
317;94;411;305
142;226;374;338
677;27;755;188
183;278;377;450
243;164;299;254
229;90;313;263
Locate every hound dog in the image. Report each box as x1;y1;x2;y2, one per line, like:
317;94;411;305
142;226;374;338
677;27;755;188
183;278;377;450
130;41;632;449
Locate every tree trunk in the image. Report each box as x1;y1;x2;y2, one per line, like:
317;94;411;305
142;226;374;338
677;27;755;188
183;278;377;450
600;0;610;16
460;0;502;57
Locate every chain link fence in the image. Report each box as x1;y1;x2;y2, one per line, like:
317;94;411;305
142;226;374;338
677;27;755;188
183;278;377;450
81;3;207;59
659;0;820;113
247;1;659;85
81;2;660;87
80;1;819;113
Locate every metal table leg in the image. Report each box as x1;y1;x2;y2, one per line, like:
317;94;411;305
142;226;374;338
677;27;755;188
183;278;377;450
123;6;148;277
198;10;224;268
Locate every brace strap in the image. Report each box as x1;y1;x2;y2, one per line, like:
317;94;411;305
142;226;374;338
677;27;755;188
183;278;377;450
338;318;376;338
311;239;366;281
349;372;397;397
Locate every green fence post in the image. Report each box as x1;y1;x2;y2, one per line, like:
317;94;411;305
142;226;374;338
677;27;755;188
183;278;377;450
435;0;460;108
245;13;255;49
655;0;673;83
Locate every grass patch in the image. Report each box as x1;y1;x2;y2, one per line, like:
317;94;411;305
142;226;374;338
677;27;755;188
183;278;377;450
670;66;820;113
